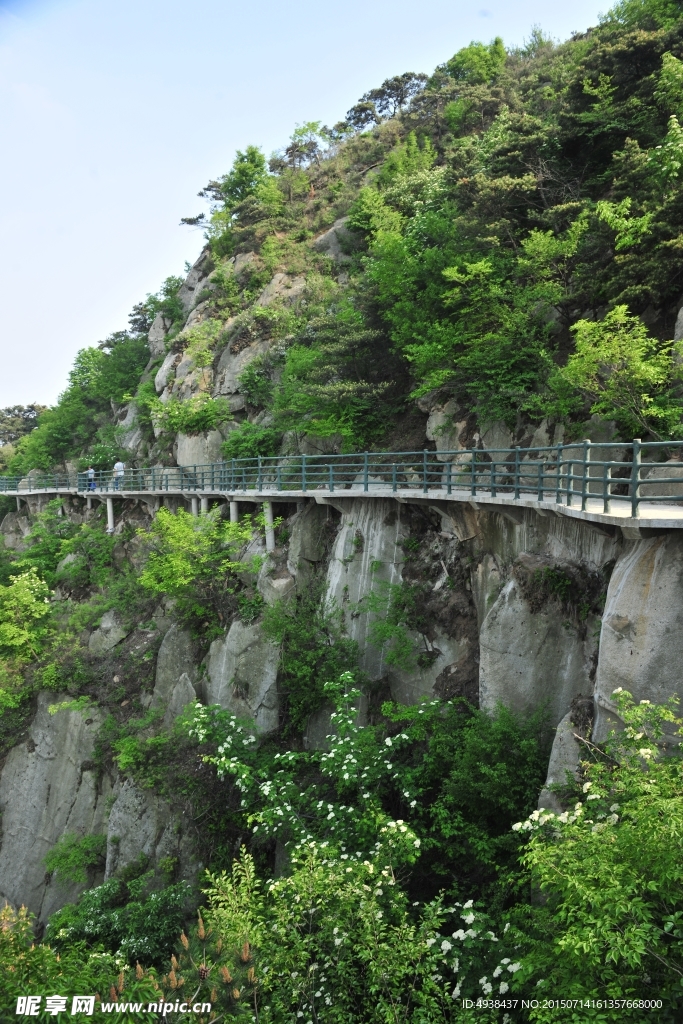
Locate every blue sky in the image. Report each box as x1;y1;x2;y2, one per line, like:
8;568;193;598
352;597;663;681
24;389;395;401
0;0;609;406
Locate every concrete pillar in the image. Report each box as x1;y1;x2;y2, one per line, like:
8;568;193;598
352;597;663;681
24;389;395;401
86;496;92;510
264;500;275;553
191;496;199;516
200;496;209;513
15;497;21;512
153;497;160;512
230;501;239;523
106;497;115;533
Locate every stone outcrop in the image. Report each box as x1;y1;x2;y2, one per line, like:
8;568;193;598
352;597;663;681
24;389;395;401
105;778;198;883
175;429;225;467
256;272;305;307
88;609;129;655
152;623;199;715
311;217;353;263
593;534;683;741
0;509;32;551
479;577;597;729
0;695;111;922
204;620;280;734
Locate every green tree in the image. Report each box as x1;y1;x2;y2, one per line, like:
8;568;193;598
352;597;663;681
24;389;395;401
561;305;683;438
514;690;683;1019
138;507;261;630
446;37;506;84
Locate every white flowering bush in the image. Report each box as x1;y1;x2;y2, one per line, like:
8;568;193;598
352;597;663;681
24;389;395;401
167;841;521;1023
508;689;683;1021
177;675;536;1019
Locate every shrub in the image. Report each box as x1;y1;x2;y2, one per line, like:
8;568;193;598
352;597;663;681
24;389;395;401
44;832;107;885
220;423;280;460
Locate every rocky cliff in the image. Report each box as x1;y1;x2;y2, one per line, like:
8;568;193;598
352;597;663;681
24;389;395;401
3;451;682;920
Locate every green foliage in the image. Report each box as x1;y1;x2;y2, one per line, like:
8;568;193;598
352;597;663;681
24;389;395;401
55;521;117;591
561;305;683;438
129;274;185;334
0;568;52;672
273;314;401;448
358;581;425;669
221;423;280;460
375;131;436;187
513;689;683;1017
606;0;683;30
655;52;683;118
46;871;192;968
346;187;403;237
0;904;160;1023
236;357;274;407
261;589;358;732
446;37;506;83
44;832;107;885
138;507;261;631
7;336;148;474
13;499;78;585
207;145;268;208
149;393;231;436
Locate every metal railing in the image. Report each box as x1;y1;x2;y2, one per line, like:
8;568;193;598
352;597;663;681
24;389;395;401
3;438;683;517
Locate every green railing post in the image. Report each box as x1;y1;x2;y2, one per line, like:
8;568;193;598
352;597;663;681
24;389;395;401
566;454;573;506
422;450;427;494
257;456;263;492
329;464;335;493
277;465;282;491
537;460;543;501
302;454;307;493
555;443;563;504
471;449;477;496
491;458;496;497
603;460;610;514
364;452;370;493
631;439;641;518
581;439;591;511
446;461;452;495
514;447;521;500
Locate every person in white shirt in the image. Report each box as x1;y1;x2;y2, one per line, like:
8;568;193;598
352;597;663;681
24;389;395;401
87;465;96;491
113;460;125;491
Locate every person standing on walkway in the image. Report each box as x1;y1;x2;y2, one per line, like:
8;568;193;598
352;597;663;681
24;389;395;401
87;465;96;491
113;460;125;491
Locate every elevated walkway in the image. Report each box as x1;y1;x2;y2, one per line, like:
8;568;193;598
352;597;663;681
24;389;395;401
3;439;683;542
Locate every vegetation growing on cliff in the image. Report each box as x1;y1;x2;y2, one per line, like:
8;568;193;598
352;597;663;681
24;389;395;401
3;1;683;1021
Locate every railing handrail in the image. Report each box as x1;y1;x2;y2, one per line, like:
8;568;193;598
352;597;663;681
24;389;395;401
3;438;683;519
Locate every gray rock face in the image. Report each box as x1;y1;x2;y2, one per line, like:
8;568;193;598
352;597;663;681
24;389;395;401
152;624;198;712
88;609;129;654
204;620;280;734
639;459;683;498
479;578;598;729
287;502;334;585
177;248;212;312
311;217;352;263
256;273;306;307
214;337;271;397
148;313;170;356
325;499;408;681
155;351;181;393
176;430;225;467
0;510;32;551
105;778;198;883
538;710;588;812
0;695;111;922
593;534;683;741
